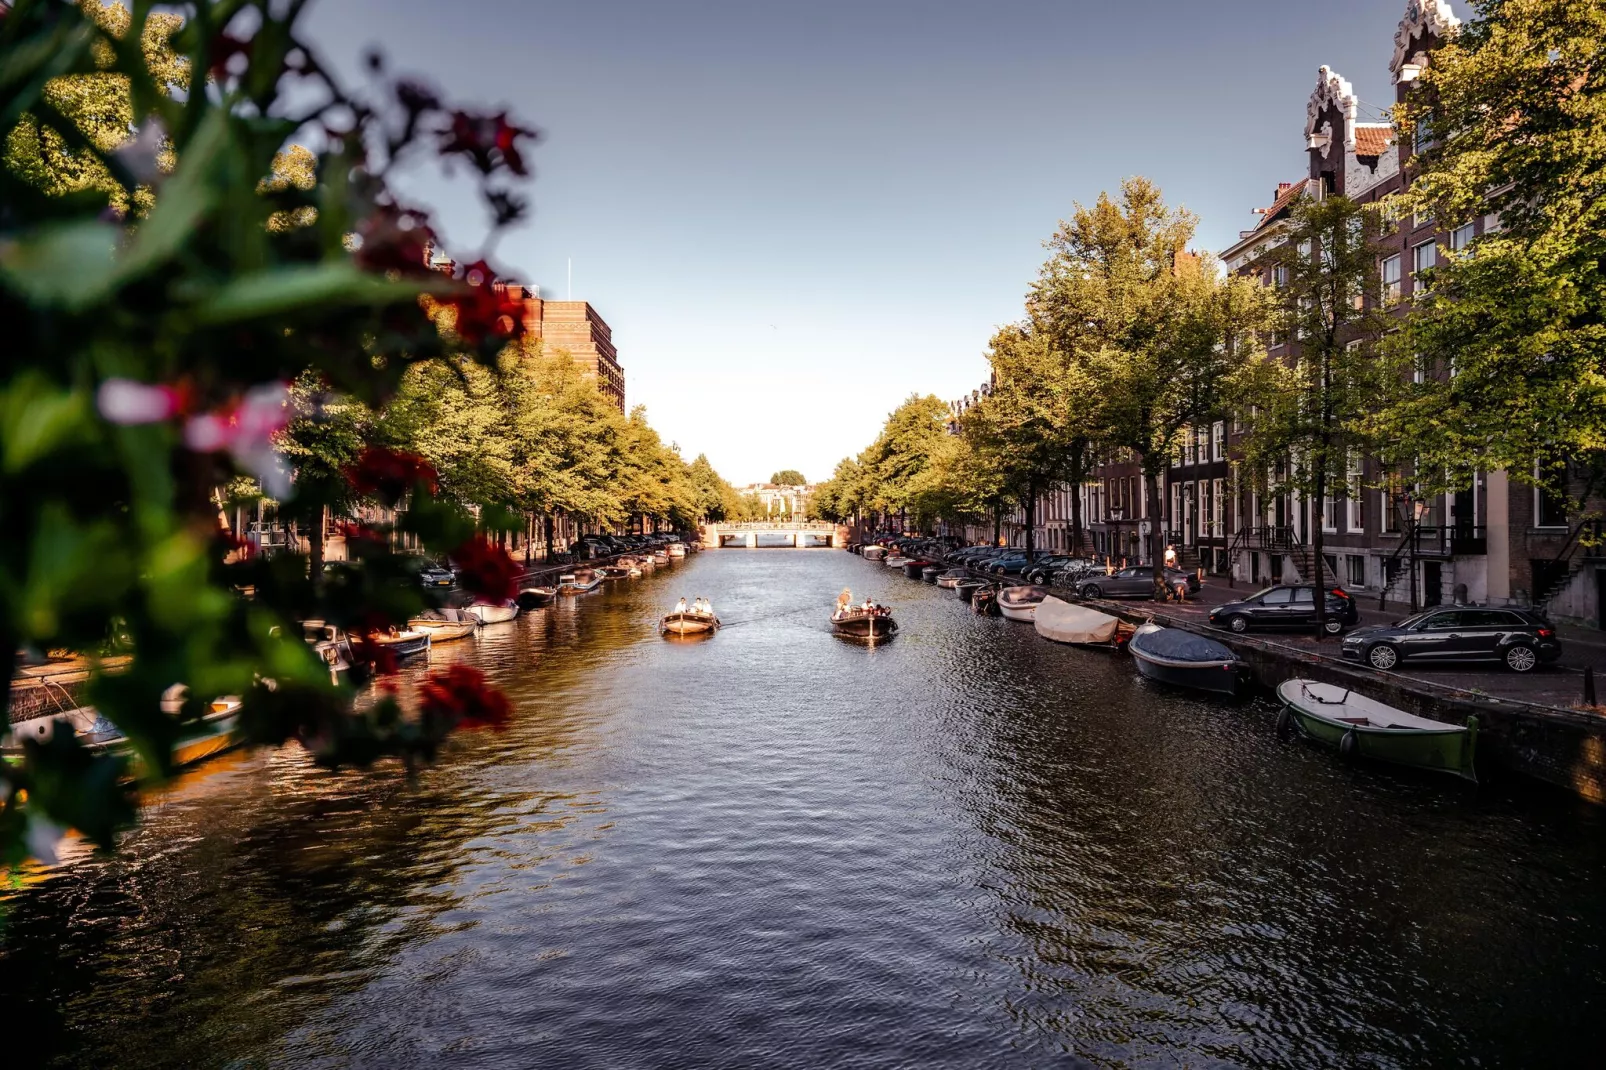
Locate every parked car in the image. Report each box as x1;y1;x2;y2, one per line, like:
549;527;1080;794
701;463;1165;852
1022;555;1078;584
1077;566;1200;600
984;551;1032;576
1341;606;1561;673
417;563;455;588
1209;585;1359;636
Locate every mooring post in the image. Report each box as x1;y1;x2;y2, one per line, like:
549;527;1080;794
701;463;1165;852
1585;665;1597;708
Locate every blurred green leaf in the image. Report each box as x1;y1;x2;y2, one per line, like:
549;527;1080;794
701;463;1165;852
0;220;119;308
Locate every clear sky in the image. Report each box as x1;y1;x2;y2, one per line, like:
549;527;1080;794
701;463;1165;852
305;0;1419;486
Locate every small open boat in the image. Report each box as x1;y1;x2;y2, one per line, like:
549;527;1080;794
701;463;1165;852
884;555;909;569
661;610;720;637
862;546;886;562
955;578;988;603
1128;624;1244;697
936;569;967;589
666;542;688;558
921;565;943;583
997;585;1050;622
364;628;432;659
1033;597;1135;649
1276;679;1478;780
650;551;671;566
407;607;479;642
467;601;520;624
832;606;898;640
557;572;604;595
516;586;555;609
903;558;935;579
600;564;639;580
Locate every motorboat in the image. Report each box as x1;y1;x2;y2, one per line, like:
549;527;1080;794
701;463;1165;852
650;550;671;566
1128;624;1244;697
302;620;357;683
666;542;688;558
903;558;936;579
862;546;886;562
997;585;1050;622
921;565;943;583
884;555;909;568
661;609;720;637
832;605;898;641
1276;679;1478;781
972;586;1001;617
3;689;243;775
516;586;555;609
407;607;479;642
936;568;967;589
557;571;604;595
600;564;640;580
1033;597;1135;649
955;578;988;603
466;601;520;624
363;627;432;659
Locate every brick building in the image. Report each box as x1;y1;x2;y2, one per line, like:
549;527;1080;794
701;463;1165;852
503;287;627;413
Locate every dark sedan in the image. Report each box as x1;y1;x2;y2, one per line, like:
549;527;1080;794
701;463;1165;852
1022;555;1078;584
1209;584;1359;636
1077;566;1200;600
1341;607;1561;673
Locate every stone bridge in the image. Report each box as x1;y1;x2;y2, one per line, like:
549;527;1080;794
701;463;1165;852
699;521;851;549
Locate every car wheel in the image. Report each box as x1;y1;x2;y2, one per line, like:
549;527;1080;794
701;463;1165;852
1322;617;1344;636
1503;644;1539;673
1366;644;1399;670
1081;584;1102;599
1227;615;1250;634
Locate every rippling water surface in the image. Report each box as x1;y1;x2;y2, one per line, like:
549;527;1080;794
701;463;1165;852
3;550;1603;1068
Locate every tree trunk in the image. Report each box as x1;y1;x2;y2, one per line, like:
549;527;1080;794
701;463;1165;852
1070;479;1085;558
1024;481;1037;562
308;507;325;578
1147;466;1167;600
543;513;556;562
992;505;1002;547
1312;469;1328;637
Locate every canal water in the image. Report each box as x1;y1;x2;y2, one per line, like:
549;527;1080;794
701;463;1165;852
3;550;1602;1068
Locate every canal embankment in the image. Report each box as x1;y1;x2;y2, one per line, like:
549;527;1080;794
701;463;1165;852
1056;588;1606;804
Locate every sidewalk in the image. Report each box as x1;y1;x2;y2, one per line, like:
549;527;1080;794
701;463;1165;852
1125;576;1606;711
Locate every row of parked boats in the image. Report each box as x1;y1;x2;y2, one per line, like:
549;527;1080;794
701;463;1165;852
856;539;1479;783
2;539;695;777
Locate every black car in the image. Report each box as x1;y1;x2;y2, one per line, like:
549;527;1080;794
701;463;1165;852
1341;606;1562;673
417;563;455;588
1077;566;1200;600
1209;584;1359;636
1022;555;1076;584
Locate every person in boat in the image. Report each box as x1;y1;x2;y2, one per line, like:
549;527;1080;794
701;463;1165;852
693;596;711;616
674;596;688;615
836;588;853;619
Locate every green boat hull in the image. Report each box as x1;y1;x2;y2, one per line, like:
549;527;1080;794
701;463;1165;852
1285;705;1477;782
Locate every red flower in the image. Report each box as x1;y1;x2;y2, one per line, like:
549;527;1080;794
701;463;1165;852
439;111;538;177
209;33;252;80
451;534;519;603
347;446;438;503
419;664;510;730
443;261;525;345
354;204;437;277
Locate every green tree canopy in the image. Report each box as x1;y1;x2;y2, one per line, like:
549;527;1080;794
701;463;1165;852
770;469;807;486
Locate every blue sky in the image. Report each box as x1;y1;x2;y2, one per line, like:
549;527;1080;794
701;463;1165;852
306;0;1419;485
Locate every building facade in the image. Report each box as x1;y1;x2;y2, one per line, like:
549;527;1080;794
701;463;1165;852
502;286;627;413
739;483;813;516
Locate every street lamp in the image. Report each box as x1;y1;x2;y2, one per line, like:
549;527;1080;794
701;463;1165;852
1409;496;1430;612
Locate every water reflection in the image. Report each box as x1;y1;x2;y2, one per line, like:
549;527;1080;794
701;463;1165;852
2;550;1603;1068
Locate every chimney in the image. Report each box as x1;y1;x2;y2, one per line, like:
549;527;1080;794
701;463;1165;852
1277;182;1294;195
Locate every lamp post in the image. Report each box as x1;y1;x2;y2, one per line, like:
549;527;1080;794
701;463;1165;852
1409;496;1430;613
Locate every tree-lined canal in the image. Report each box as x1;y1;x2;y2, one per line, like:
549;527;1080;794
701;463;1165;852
3;550;1602;1068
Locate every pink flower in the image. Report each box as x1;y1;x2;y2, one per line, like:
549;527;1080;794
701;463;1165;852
183;382;293;497
97;378;185;424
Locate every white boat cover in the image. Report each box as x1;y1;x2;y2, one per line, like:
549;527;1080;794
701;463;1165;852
1034;596;1122;644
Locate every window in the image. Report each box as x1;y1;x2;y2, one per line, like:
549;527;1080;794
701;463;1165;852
1347;554;1366;588
1345;456;1364;532
1291;588;1315;606
1211;421;1225;462
1211;478;1224;537
1449;223;1475;252
1423;612;1463;631
1273;265;1289;289
1262;587;1293;605
1322;492;1337;532
1381;254;1402;305
1412;352;1426;385
1536;486;1568;528
1413;240;1437;288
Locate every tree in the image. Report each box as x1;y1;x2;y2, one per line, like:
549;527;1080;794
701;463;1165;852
857;395;957;532
277;372;371;576
770;469;806;486
1383;0;1606;514
962;325;1094;562
1233;194;1387;634
2;0;542;861
1060;179;1267;596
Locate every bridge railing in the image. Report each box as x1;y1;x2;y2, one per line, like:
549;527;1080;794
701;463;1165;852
706;521;837;531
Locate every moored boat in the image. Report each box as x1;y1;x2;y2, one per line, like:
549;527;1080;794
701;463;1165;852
997;584;1050;622
1128;624;1244;696
557;571;605;595
936;569;967;589
600;564;637;579
903;558;934;579
1033;597;1135;649
408;607;479;642
3;691;243;775
955;578;988;603
1276;679;1478;781
467;601;520;624
650;550;671;566
972;586;1001;616
666;541;688;558
661;610;720;636
831;606;898;640
884;555;909;568
363;628;432;659
862;545;886;561
921;565;943;583
516;586;556;609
